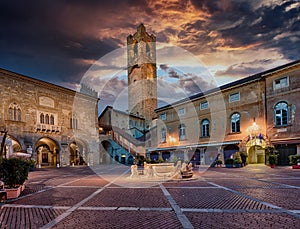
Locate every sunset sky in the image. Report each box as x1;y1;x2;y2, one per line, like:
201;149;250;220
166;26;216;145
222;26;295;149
1;0;299;111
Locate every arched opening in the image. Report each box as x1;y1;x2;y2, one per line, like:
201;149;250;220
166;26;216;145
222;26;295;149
245;135;267;164
162;151;170;161
128;155;134;165
248;145;265;164
35;137;60;167
223;144;239;161
70;141;86;165
150;152;159;161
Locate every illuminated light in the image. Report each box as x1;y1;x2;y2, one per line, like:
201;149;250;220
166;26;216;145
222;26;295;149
168;136;176;144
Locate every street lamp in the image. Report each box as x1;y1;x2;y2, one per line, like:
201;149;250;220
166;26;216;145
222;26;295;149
169;136;176;145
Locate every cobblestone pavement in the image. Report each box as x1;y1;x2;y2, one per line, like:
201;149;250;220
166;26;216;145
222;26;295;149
0;164;299;228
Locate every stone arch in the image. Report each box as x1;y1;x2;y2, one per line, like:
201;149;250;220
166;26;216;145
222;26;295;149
101;139;133;165
223;144;239;161
69;139;88;166
239;134;271;164
35;137;60;167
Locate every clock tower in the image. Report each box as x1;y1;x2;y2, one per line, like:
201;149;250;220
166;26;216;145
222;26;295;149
127;24;157;128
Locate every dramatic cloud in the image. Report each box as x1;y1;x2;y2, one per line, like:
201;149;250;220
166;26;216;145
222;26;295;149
0;0;299;111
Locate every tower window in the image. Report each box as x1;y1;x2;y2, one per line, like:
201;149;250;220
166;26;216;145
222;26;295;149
146;43;151;57
134;43;138;57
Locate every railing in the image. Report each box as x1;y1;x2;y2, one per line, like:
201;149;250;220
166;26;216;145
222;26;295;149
36;124;61;132
110;126;146;157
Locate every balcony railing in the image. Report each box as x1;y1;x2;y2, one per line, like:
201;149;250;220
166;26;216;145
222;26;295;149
36;124;61;132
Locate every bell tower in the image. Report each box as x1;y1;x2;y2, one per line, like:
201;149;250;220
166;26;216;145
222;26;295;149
127;24;157;128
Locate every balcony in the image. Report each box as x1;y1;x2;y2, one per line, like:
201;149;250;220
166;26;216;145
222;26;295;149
36;124;61;133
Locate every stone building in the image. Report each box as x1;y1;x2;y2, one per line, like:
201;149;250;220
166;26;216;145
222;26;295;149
147;60;300;166
0;68;99;167
99;106;146;139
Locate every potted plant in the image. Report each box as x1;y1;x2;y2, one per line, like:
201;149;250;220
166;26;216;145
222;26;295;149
240;151;248;167
0;158;30;199
289;155;300;169
225;158;234;168
216;160;223;167
268;154;278;168
233;152;242;168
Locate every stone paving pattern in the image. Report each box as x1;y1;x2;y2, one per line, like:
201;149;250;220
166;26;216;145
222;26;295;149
0;164;299;228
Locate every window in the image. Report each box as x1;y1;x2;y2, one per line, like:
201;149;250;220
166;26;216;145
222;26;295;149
160;113;166;120
146;43;151;57
229;92;240;103
274;76;288;90
39;112;55;125
70;113;78;129
45;114;49;124
178;108;185;116
201;119;210;137
40;113;45;124
161;128;166;143
274;102;288;126
8;103;21;121
50;115;54;125
179;124;186;141
200;101;209;110
134;43;138;57
231;113;240;133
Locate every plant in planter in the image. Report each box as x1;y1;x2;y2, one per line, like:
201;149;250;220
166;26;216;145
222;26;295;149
0;158;30;199
216;160;223;167
268;154;278;168
289;155;300;169
265;146;278;168
240;151;248;167
233;152;242;168
225;158;234;168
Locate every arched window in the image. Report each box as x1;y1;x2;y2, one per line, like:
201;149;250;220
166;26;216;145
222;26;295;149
134;43;138;57
40;113;45;124
146;43;151;57
231;113;240;133
45;114;49;124
50;115;54;125
161;128;166;143
274;102;288;126
70;113;78;129
201;119;210;137
8;103;21;121
179;124;186;141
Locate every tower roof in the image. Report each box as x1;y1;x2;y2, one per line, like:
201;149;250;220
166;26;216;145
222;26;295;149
127;24;156;43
